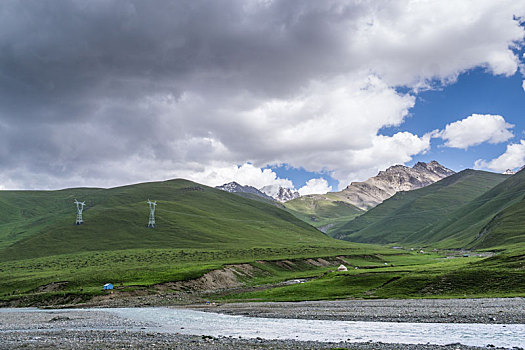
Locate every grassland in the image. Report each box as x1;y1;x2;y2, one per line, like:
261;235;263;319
285;194;364;234
219;245;525;302
0;178;387;304
416;168;525;248
2;243;523;305
1;175;524;306
0;179;340;261
0;244;393;305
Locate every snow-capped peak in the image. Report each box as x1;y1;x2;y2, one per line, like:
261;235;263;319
260;185;300;202
216;182;274;200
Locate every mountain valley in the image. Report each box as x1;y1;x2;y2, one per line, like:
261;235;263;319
1;162;524;307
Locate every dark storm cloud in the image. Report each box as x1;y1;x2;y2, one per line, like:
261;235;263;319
1;0;356;105
0;0;370;188
0;0;523;189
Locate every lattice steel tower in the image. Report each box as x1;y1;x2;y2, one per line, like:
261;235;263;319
147;199;157;228
74;199;85;225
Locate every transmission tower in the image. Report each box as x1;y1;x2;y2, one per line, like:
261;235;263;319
74;199;85;225
147;199;157;228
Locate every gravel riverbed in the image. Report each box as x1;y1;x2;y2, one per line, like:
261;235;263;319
1;298;524;349
189;298;525;324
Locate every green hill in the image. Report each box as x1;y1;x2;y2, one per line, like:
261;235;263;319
471;197;525;248
416;168;525;249
2;177;524;305
0;179;337;261
284;194;364;235
335;170;509;245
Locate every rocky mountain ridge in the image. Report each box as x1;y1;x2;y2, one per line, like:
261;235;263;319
215;182;300;202
287;161;455;214
217;161;454;207
215;182;274;201
503;165;525;175
337;161;455;210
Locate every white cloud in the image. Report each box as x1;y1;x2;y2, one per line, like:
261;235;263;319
176;163;294;189
475;140;525;172
223;75;417;168
522;80;525;92
298;178;332;196
438;114;514;149
326;132;432;190
1;1;525;190
345;0;525;87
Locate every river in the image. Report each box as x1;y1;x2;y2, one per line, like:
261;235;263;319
2;307;524;348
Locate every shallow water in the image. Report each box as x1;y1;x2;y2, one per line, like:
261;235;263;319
2;307;524;347
96;307;525;347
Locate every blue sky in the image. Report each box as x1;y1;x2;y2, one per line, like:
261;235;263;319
396;67;525;171
271;67;525;191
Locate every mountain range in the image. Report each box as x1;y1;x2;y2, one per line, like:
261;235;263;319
284;161;455;234
3;160;525;262
2;161;525;306
260;185;300;202
216;182;300;202
217;161;455;209
334;169;509;244
333;161;456;210
216;182;275;201
334;165;525;249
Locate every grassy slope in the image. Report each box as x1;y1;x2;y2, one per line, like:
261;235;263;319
2;176;524;304
335;170;508;245
0;178;384;302
419;168;525;249
474;197;525;248
0;179;340;262
0;245;389;302
219;246;525;302
284;194;364;235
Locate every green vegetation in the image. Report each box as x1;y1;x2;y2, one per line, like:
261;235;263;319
335;170;509;245
0;179;341;261
0;178;384;304
1;173;524;305
474;197;525;248
0;245;391;304
415;168;525;248
219;247;525;302
285;194;363;235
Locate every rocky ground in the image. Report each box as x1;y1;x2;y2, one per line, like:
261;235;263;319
190;298;525;324
0;330;501;350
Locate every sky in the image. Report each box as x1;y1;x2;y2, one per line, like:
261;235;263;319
1;0;525;194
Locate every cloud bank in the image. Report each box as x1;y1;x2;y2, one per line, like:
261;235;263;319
0;0;524;190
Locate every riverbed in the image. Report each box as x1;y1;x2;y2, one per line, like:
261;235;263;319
1;303;524;349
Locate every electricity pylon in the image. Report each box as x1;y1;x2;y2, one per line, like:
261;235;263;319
147;199;156;228
74;199;85;225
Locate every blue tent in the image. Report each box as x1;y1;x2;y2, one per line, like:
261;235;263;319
103;283;113;290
